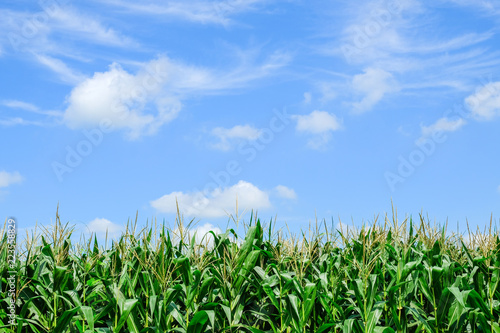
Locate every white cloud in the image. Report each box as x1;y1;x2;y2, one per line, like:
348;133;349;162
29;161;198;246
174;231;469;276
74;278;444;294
464;81;500;120
49;7;135;47
0;6;134;56
0;171;23;188
169;223;222;247
96;0;271;25
274;185;297;200
189;223;223;245
192;223;222;243
397;125;411;137
64;54;288;139
151;180;272;218
292;110;342;149
440;0;497;11
303;92;312;104
328;0;498;96
318;83;337;103
35;54;87;85
293;110;341;134
63;59;181;140
2;99;63;117
0;118;48;126
352;68;399;113
210;125;262;151
86;218;124;235
419;117;466;140
2;100;39;112
1;100;63;127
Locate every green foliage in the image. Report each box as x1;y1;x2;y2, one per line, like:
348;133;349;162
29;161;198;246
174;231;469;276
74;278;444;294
1;211;500;332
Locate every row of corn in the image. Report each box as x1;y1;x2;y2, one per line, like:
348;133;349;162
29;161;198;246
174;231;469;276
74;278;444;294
1;212;499;332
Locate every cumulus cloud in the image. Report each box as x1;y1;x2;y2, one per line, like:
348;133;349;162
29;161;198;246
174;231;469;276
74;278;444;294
292;110;342;149
64;54;289;139
150;180;272;218
274;185;297;200
210;125;262;151
419;117;466;141
352;68;399;113
63;58;182;139
465;82;500;121
294;110;341;134
86;218;124;236
0;171;23;188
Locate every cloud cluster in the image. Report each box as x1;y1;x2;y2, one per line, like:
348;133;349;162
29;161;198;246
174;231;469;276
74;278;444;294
151;180;295;218
63;53;289;139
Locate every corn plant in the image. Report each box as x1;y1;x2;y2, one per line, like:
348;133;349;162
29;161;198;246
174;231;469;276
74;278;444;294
1;211;500;332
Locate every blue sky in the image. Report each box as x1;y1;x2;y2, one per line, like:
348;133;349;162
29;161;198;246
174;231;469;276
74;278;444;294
1;0;500;239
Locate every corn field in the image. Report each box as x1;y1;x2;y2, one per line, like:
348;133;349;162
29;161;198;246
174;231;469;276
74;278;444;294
1;211;500;333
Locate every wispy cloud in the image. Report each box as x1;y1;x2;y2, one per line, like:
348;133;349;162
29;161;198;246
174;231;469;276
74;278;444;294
0;6;135;55
439;0;499;12
2;99;63;117
1;100;63;127
316;0;499;100
0;118;48;127
2;100;39;112
418;117;466;142
94;0;272;25
49;6;135;47
35;54;87;85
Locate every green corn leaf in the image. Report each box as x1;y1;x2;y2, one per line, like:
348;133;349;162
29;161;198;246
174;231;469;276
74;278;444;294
186;311;209;333
53;307;80;333
365;303;384;333
80;306;95;331
467;290;492;320
115;299;139;332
